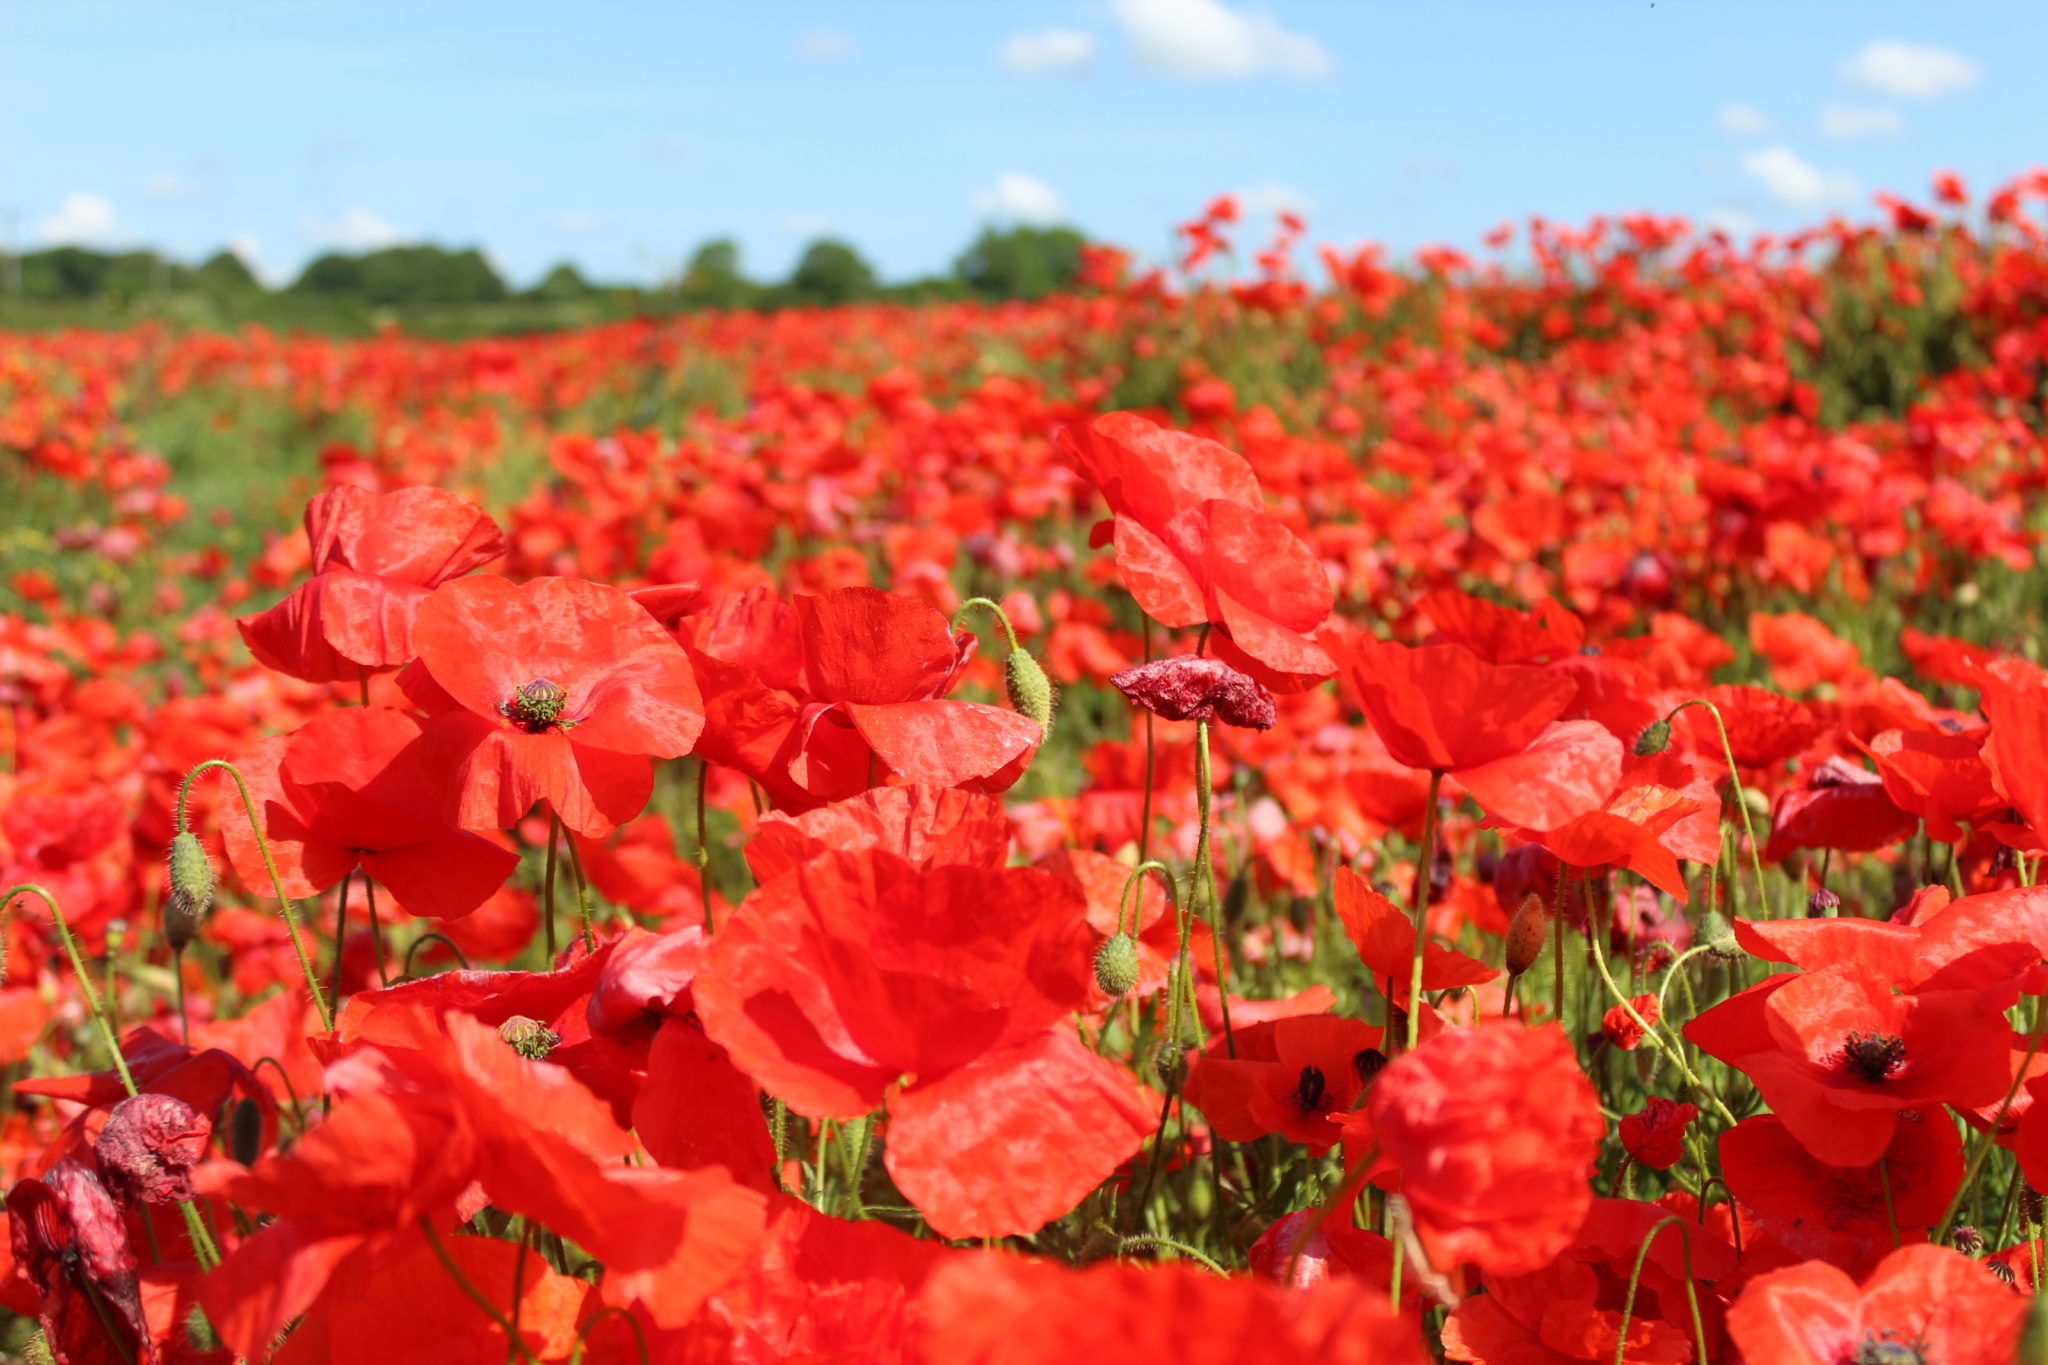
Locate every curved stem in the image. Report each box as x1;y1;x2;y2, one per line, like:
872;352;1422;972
1116;1235;1226;1275
1615;1215;1707;1365
1586;900;1739;1127
568;1307;651;1365
402;932;472;978
1662;699;1771;919
562;824;596;952
1402;770;1444;1051
327;870;353;1009
950;596;1019;651
1115;860;1176;939
176;760;332;1030
420;1220;542;1365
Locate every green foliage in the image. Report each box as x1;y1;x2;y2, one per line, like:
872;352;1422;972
527;262;596;301
679;238;753;309
785;238;877;307
954;225;1086;301
291;244;507;305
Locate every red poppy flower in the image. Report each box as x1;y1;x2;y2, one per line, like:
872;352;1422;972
1983;686;2048;851
401;574;706;836
1335;631;1578;775
1330;867;1494;1003
1721;1110;1961;1275
1417;588;1584;664
1618;1097;1696;1170
1766;754;1919;860
743;782;1010;883
1356;1022;1603;1276
1736;886;2048;996
238;485;505;683
1442;1255;1693;1365
1057;412;1336;691
694;848;1152;1236
1110;654;1277;730
1726;1243;2025;1365
1683;963;2011;1166
221;706;519;920
1491;751;1717;899
915;1250;1427;1365
1684;684;1820;768
681;585;1041;810
1247;1210;1405;1298
1861;726;2002;844
7;1159;154;1365
1602;994;1660;1051
1183;1015;1387;1155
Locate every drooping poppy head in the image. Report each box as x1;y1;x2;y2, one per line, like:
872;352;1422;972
6;1158;156;1365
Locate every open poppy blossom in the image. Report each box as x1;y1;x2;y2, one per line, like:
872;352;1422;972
1330;867;1494;1004
221;706;519;920
681;585;1042;810
1183;1014;1387;1154
238;485;506;683
1727;1243;2025;1365
401;574;706;835
1058;412;1336;692
695;848;1151;1236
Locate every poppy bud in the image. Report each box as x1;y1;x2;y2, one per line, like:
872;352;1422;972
1004;649;1057;734
1093;933;1140;997
23;1334;52;1365
1633;718;1672;756
184;1306;221;1353
1699;911;1742;961
228;1096;263;1167
165;830;213;953
1504;893;1550;977
1807;888;1840;917
1109;655;1277;731
1151;1042;1188;1088
2023;1184;2045;1229
499;1014;561;1060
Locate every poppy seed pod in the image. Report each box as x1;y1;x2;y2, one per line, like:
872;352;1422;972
165;830;213;953
1808;888;1841;917
1093;932;1140;997
499;1014;561;1060
1005;649;1056;734
1633;718;1673;756
1503;893;1550;977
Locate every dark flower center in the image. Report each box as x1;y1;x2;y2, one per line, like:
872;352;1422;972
1290;1065;1330;1114
1852;1329;1927;1365
1842;1031;1907;1084
1353;1049;1387;1086
501;678;569;733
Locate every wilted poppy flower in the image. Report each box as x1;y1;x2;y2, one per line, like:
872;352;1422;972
93;1093;210;1206
695;848;1152;1237
1618;1096;1696;1170
1110;654;1277;730
1058;412;1336;691
1602;994;1660;1051
222;706;520;920
681;585;1042;810
1726;1243;2024;1365
1183;1014;1386;1155
1684;962;2011;1166
916;1250;1427;1365
238;485;506;682
6;1158;154;1365
401;574;706;835
1354;1022;1602;1276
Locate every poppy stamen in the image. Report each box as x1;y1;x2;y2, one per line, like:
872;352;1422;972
1842;1031;1907;1084
1290;1065;1330;1114
1353;1048;1387;1086
501;678;569;733
1852;1328;1929;1364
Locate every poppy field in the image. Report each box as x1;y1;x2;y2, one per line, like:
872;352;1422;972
9;175;2048;1362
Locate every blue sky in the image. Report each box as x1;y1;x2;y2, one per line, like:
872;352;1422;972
0;1;2037;288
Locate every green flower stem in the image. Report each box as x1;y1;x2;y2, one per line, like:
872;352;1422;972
562;821;596;952
1939;991;2043;1240
542;811;562;960
1585;902;1738;1127
176;760;333;1031
1659;699;1771;919
950;596;1020;651
420;1219;542;1365
1614;1215;1707;1365
1116;1235;1226;1275
326;870;353;1010
569;1307;651;1365
3;883;222;1271
695;758;716;933
363;875;389;986
1402;770;1445;1052
1193;721;1235;1058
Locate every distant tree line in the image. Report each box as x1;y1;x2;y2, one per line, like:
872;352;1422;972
1;225;1088;315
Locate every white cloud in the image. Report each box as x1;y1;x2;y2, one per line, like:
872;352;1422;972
1237;182;1314;217
781;212;832;239
303;206;407;251
1839;40;1981;99
999;28;1098;75
1717;102;1774;136
1820;105;1904;139
1741;146;1858;212
37;193;122;246
1109;0;1334;81
794;30;854;62
1704;204;1760;238
551;210;605;236
142;171;205;202
971;172;1067;225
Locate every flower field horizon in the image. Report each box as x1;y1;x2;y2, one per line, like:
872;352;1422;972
5;174;2048;1361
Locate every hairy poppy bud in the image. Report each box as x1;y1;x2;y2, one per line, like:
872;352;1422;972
1110;655;1276;731
499;1014;561;1060
1807;888;1840;917
2023;1185;2045;1229
1151;1042;1188;1088
1504;893;1550;977
96;1093;211;1206
1005;649;1057;734
165;830;213;953
1633;718;1672;756
22;1334;53;1365
1699;911;1742;961
1093;933;1140;997
228;1096;263;1167
184;1306;221;1353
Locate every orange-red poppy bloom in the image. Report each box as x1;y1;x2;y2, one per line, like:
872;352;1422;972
1726;1244;2025;1365
1184;1014;1387;1155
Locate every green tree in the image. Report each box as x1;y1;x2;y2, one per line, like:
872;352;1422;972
193;250;262;298
679;238;752;309
953;225;1086;301
291;252;367;296
291;245;507;304
785;238;876;307
528;262;595;301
